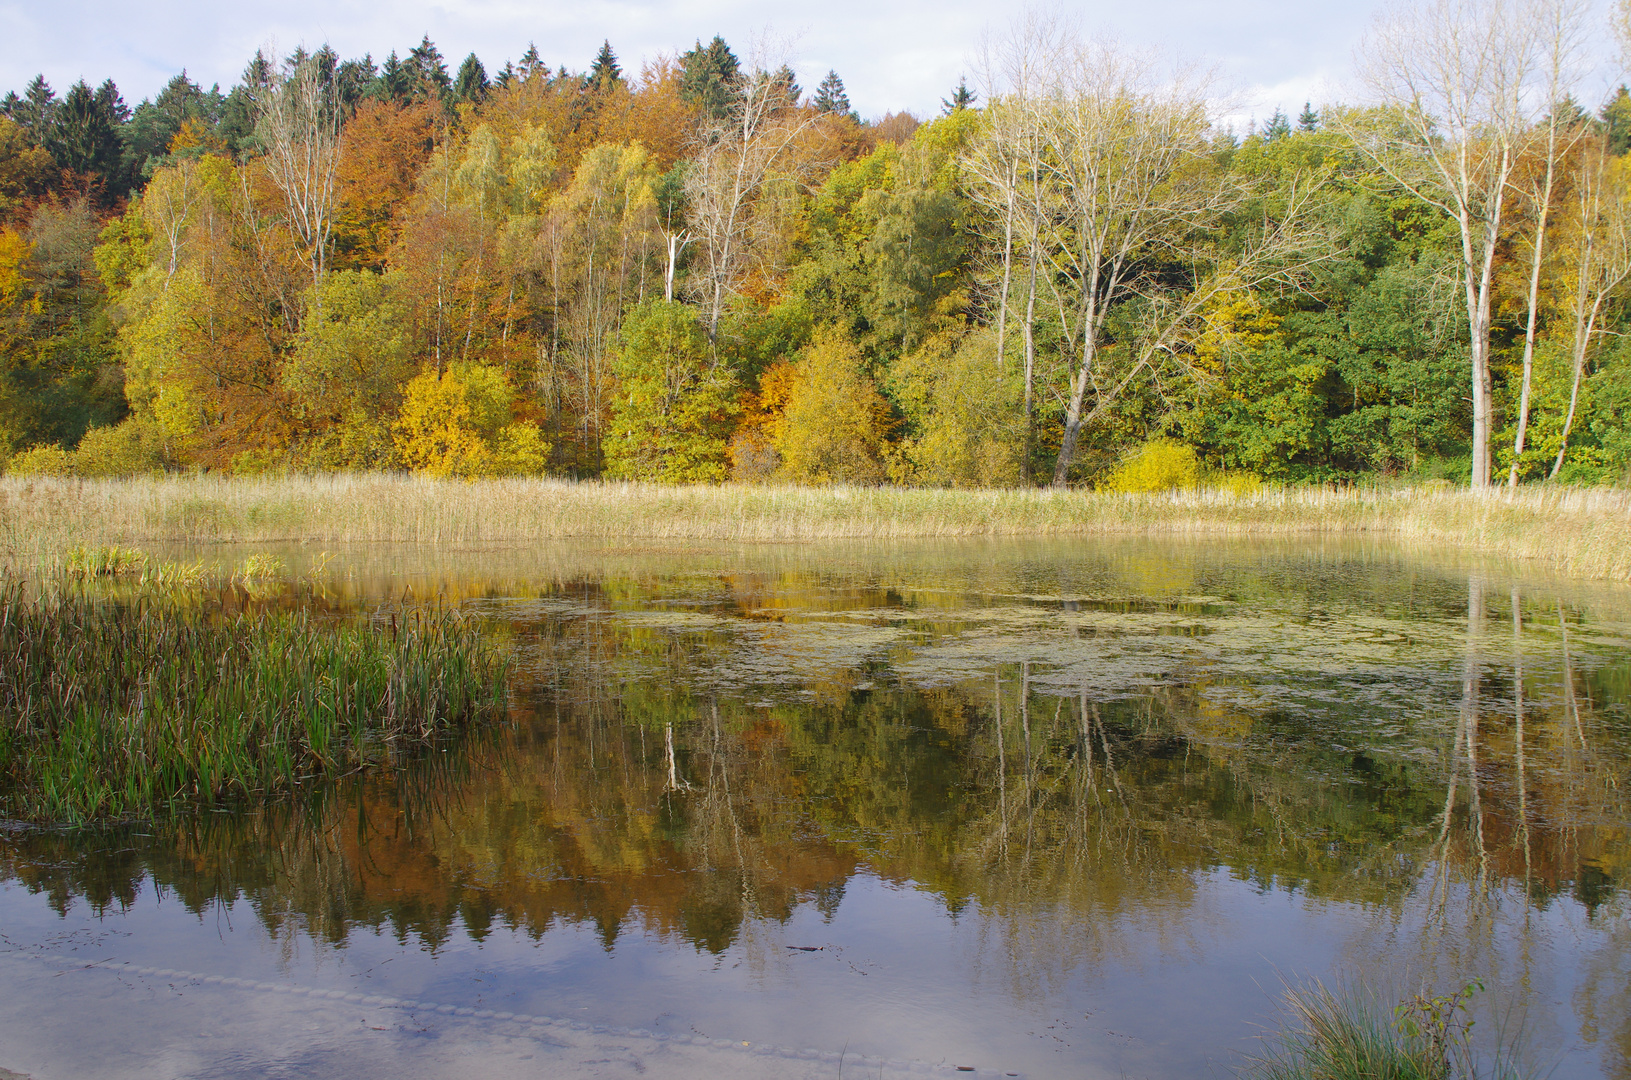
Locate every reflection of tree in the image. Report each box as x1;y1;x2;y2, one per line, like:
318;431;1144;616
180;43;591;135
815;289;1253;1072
3;572;1627;1027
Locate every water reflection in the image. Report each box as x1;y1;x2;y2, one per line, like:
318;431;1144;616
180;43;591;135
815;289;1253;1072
2;541;1629;1078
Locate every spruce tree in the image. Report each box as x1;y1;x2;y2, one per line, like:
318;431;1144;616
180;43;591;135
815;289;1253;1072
6;76;58;146
772;64;801;105
518;43;543;80
47;79;126;193
454;53;490;104
1261;108;1290;141
373;51;410;103
405;36;451;104
942;77;976;114
495;61;517;91
589;41;623;93
1602;86;1631;156
814;70;850;115
1296;101;1318;132
679;36;741;120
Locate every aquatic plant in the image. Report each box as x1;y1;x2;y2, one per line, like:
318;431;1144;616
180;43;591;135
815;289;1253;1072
2;474;1630;580
0;579;510;823
1244;979;1537;1080
61;544;148;577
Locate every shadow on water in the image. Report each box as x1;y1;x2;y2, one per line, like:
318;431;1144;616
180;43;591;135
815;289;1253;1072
2;537;1629;1077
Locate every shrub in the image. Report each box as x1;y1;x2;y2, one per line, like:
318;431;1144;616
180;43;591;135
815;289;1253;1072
1104;440;1203;493
6;445;76;477
75;418;168;478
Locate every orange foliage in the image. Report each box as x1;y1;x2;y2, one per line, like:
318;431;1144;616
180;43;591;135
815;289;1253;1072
332;101;439;272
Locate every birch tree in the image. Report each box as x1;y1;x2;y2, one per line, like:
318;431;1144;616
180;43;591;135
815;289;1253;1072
1352;0;1540;489
684;53;817;340
1553;140;1631;476
252;52;343;315
1508;0;1589;487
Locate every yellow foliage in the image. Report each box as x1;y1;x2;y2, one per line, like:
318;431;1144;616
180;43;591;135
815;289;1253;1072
1105;440;1203;493
5;445;76;477
1105;439;1262;495
394;367;493;478
0;228;32;314
1192;296;1283;377
773;328;894;485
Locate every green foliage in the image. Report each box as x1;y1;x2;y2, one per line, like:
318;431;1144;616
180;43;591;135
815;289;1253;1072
604;299;738;482
889;327;1025;487
284;270;415;429
74;416;167;477
1245;979;1532;1080
0;579;510;822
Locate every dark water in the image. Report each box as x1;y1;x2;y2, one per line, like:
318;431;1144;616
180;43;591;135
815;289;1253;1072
2;538;1629;1080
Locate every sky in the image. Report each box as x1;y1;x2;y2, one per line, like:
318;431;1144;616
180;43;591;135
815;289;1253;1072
0;0;1623;129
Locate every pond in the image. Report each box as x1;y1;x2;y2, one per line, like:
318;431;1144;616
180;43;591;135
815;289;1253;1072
1;538;1628;1080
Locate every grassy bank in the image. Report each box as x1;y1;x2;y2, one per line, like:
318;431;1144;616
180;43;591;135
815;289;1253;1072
2;474;1630;580
0;580;509;823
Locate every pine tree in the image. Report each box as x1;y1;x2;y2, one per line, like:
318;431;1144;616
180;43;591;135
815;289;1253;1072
454;53;490;104
335;55;377;112
679;36;741;120
1296;101;1318;132
942;77;975;115
814;71;850;115
589;41;623;93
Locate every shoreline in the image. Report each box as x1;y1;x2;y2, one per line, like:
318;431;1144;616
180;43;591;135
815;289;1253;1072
3;474;1629;581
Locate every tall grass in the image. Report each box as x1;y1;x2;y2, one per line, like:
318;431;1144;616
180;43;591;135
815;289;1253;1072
2;474;1629;579
0;578;510;823
1245;980;1537;1080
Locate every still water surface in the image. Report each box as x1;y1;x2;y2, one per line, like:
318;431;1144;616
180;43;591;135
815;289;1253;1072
2;538;1628;1079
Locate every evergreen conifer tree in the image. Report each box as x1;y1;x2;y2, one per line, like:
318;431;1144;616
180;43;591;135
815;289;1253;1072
679;36;741;119
495;61;517;91
1261;108;1290;140
942;77;975;114
1602;86;1631;156
589;41;623;93
814;71;850;115
1296;101;1318;131
518;43;543;80
454;54;490;104
405;36;451;104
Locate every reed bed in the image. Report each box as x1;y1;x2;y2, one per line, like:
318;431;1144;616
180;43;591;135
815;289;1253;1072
0;579;510;823
2;474;1629;579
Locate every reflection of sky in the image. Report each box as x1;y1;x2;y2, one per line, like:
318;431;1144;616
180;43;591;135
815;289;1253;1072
2;0;1621;130
0;867;1614;1078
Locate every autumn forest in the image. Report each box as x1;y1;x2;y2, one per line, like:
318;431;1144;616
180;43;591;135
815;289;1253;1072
3;4;1631;490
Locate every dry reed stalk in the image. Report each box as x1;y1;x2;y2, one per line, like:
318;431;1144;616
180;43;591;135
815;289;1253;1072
1;476;1628;580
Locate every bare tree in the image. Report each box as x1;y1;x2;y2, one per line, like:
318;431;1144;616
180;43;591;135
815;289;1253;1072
683;47;818;340
1351;0;1540;489
1508;0;1590;487
252;51;343;315
1553;139;1631;476
967;15;1063;479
